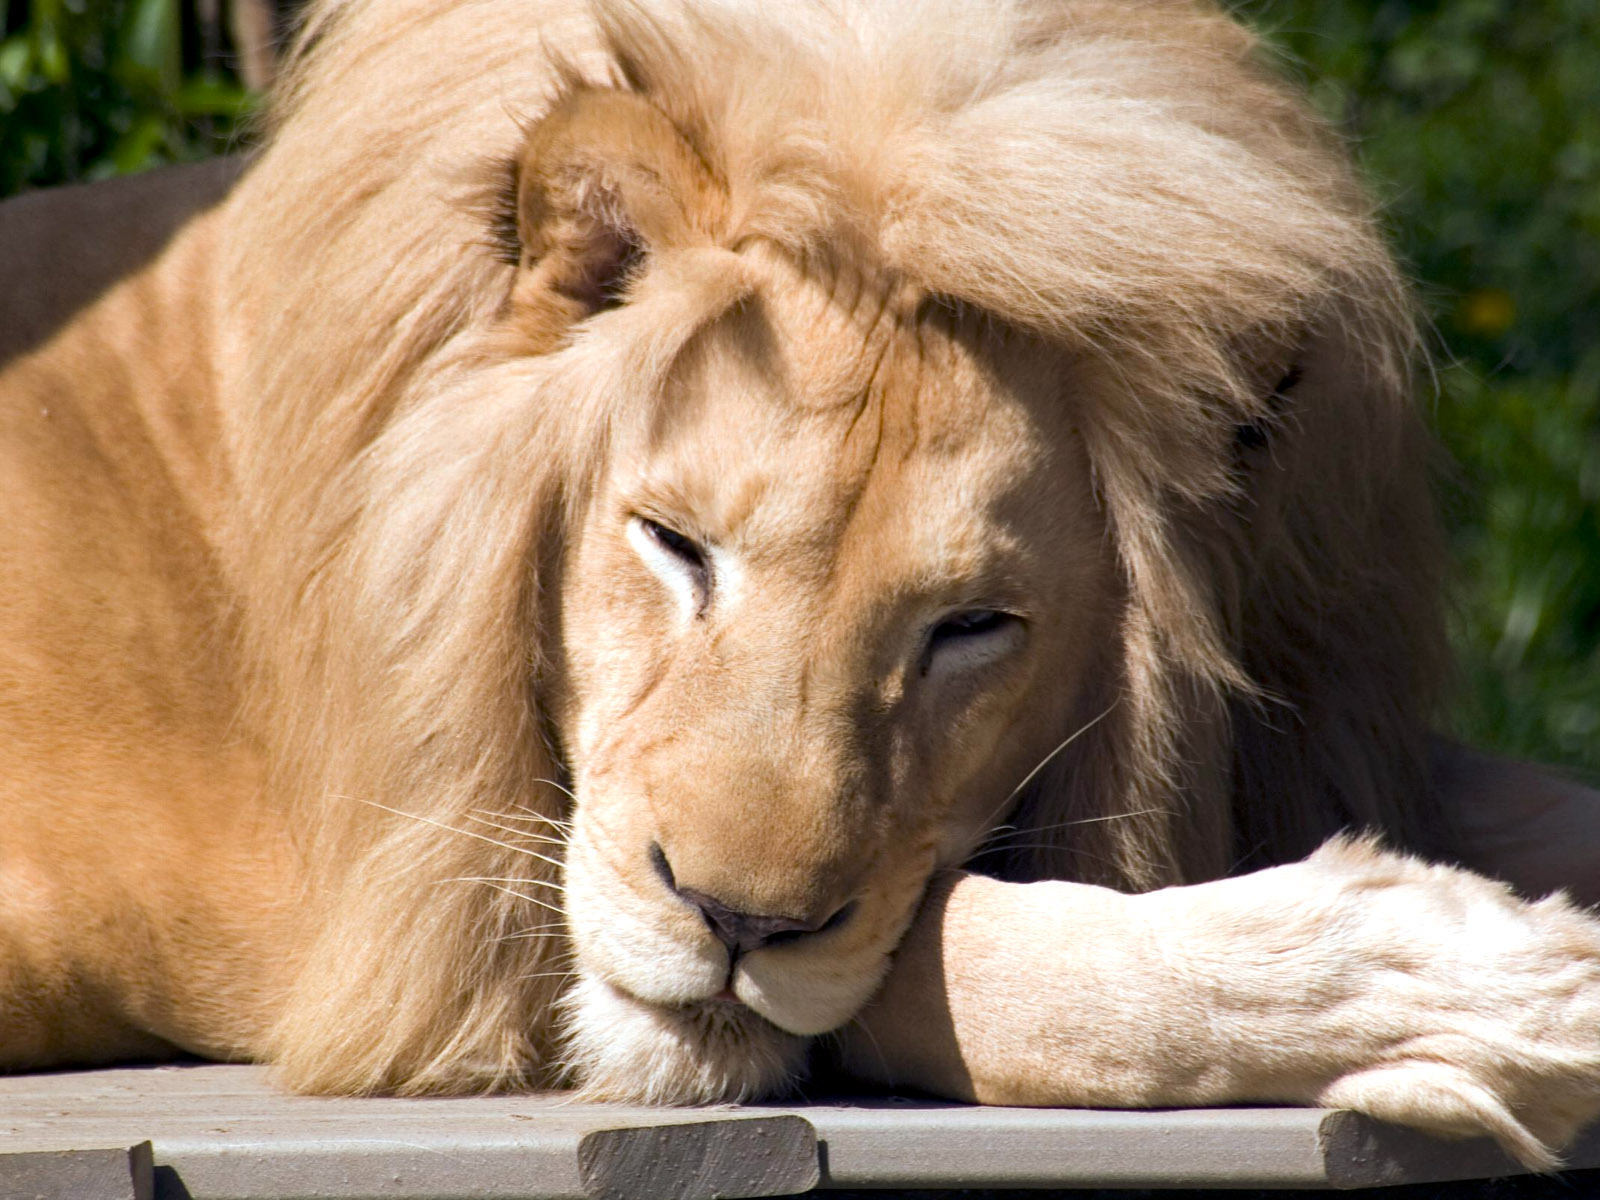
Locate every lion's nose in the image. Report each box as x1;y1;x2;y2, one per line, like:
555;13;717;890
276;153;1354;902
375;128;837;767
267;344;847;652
649;842;854;955
678;888;823;955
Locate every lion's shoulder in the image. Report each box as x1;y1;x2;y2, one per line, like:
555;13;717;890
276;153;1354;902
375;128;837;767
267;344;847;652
0;158;240;364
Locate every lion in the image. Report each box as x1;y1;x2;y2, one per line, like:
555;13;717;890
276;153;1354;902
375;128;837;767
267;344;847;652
2;0;1599;1173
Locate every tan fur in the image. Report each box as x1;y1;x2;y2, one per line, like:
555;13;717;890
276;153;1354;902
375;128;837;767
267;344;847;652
2;0;1598;1169
848;839;1600;1172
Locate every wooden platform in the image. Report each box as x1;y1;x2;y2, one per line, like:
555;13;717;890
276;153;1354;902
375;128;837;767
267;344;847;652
1;1064;1595;1198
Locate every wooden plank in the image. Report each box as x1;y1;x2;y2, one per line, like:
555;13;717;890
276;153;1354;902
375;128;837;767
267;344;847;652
0;1064;1596;1196
0;1067;811;1200
1320;1110;1600;1190
0;1141;152;1200
576;1119;817;1200
799;1100;1600;1190
803;1103;1335;1189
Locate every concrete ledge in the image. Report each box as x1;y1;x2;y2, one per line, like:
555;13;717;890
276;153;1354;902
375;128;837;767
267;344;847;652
809;1101;1600;1190
0;1064;1595;1197
0;1141;152;1200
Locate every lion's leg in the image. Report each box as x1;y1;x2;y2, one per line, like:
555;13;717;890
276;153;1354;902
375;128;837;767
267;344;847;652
0;890;180;1069
839;842;1600;1170
1433;740;1600;908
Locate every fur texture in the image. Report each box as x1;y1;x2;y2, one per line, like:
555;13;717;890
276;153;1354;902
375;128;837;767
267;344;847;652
848;838;1600;1172
7;0;1549;1135
200;0;1447;1094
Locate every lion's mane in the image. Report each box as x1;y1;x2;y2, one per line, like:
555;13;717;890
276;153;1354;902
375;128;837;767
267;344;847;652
214;0;1445;1094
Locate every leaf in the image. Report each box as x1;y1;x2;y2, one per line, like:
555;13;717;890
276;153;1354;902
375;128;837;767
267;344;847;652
118;0;179;91
174;74;254;116
0;36;32;97
109;109;168;173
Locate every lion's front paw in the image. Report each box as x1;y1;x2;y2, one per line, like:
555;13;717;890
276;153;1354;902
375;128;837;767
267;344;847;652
557;973;807;1104
1295;840;1600;1170
1319;1060;1591;1173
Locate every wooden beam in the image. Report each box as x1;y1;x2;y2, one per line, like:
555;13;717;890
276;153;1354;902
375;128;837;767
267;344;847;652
0;1064;1595;1197
0;1141;152;1200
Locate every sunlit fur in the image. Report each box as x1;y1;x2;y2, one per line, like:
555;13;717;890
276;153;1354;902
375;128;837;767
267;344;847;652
187;0;1448;1095
0;0;1466;1104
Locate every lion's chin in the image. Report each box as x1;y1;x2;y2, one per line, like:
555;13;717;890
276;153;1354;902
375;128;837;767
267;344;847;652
560;973;808;1104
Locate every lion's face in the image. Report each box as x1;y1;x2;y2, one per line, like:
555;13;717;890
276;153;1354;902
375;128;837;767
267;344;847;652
209;0;1437;1102
552;247;1113;1097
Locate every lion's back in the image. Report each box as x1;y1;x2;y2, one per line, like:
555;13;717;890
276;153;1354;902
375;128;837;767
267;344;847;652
0;158;288;1068
0;159;239;362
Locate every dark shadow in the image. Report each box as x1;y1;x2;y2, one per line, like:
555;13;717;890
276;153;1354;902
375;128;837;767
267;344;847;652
769;1172;1600;1198
0;157;246;370
805;870;968;1109
151;1164;194;1199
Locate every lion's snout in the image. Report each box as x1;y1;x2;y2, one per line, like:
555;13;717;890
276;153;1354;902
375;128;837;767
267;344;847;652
648;837;860;957
562;791;922;1054
671;878;856;957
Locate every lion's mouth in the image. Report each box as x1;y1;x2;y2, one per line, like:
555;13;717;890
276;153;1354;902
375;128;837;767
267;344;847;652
561;971;808;1103
682;991;777;1031
561;832;917;1045
656;977;772;1025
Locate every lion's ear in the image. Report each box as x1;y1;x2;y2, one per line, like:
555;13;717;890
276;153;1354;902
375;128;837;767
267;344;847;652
501;90;720;349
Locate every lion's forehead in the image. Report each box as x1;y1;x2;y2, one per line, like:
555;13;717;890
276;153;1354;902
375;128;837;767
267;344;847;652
620;257;1066;567
616;416;1050;632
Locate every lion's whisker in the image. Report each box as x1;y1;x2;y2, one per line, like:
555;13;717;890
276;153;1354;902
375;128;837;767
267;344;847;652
468;880;568;916
447;875;566;893
530;778;578;804
978;808;1168;848
497;814;573;835
838;1020;892;1085
462;838;565;869
973;701;1121;836
477;828;567;847
508;799;574;828
467;809;570;843
355;798;566;865
460;817;568;866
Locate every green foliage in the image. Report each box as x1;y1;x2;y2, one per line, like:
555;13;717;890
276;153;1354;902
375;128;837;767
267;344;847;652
1;0;1595;777
0;0;254;195
1257;0;1600;779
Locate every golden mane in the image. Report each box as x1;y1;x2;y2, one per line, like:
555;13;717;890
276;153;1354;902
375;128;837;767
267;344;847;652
212;0;1445;1093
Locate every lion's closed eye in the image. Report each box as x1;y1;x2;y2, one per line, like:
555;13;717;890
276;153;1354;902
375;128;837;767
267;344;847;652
627;515;713;615
921;609;1025;676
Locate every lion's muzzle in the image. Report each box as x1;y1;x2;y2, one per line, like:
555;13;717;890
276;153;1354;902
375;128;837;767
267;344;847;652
650;839;857;955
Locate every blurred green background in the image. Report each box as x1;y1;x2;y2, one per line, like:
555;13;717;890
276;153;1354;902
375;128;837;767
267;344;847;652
1260;0;1600;783
3;0;1596;780
0;0;256;193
